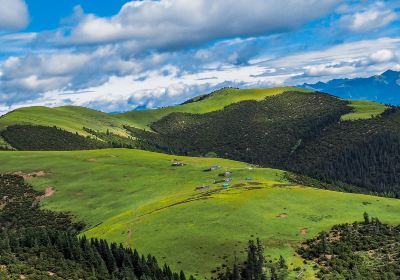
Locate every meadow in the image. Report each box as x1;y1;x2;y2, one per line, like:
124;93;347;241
0;88;385;138
0;149;399;279
117;87;309;129
341;100;387;120
0;106;133;136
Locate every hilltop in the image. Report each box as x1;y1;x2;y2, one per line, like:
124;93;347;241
0;87;301;135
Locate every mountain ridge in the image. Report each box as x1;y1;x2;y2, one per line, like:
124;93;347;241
301;69;400;105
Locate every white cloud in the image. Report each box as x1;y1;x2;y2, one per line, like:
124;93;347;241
0;0;29;31
304;64;356;77
368;49;396;63
340;2;398;33
64;0;339;50
2;37;400;115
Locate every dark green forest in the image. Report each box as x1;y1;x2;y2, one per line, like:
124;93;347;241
0;174;194;280
298;214;400;280
217;215;400;280
127;91;400;197
1;125;108;151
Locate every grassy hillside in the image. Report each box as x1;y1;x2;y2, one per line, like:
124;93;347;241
128;91;400;196
341;100;387;120
0;88;385;140
117;87;307;129
0;149;399;278
0;88;305;136
0;87;309;148
0;106;134;137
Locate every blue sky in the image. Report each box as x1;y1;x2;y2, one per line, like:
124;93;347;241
0;0;399;114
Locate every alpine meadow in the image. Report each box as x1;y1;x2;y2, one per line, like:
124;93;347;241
1;1;400;279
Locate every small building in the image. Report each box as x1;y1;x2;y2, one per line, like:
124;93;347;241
244;177;253;181
219;171;233;177
171;160;185;167
224;178;233;182
211;165;221;170
203;165;221;172
223;183;230;188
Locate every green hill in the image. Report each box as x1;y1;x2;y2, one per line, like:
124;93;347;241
0;87;303;136
116;87;307;129
0;149;399;278
0;87;395;196
127;91;400;196
0;105;133;137
341;100;387;121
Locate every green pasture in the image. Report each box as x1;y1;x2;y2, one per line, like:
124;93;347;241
116;87;307;129
0;106;136;136
0;87;308;135
0;149;399;279
341;100;387;120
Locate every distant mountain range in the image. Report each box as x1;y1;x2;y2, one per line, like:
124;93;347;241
301;70;400;105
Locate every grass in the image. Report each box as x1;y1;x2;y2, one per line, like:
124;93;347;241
0;106;136;137
117;87;308;129
0;87;309;137
341;100;387;121
0;149;399;279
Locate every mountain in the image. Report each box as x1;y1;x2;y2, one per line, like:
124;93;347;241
0;87;396;197
0;86;400;278
301;70;400;105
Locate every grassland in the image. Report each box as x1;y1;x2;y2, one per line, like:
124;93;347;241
0;106;135;137
117;87;308;129
0;87;306;137
341;100;387;121
0;149;399;279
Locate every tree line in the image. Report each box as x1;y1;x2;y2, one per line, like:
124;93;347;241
0;174;194;279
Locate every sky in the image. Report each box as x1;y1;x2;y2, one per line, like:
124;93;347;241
0;0;399;114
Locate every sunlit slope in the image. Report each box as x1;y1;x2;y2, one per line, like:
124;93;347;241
0;87;308;134
0;106;134;136
117;87;308;129
341;100;387;120
0;149;399;278
0;88;387;138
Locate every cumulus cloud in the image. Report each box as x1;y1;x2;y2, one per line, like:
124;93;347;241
0;0;29;31
340;1;398;33
64;0;339;50
0;49;130;104
2;36;400;114
368;49;396;63
1;0;400;115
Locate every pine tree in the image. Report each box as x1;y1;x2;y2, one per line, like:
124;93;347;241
319;232;328;254
363;212;370;224
232;255;241;280
246;240;257;280
278;256;287;269
179;270;186;280
255;238;265;279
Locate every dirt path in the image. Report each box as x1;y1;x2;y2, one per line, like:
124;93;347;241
12;170;48;181
32;187;55;207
